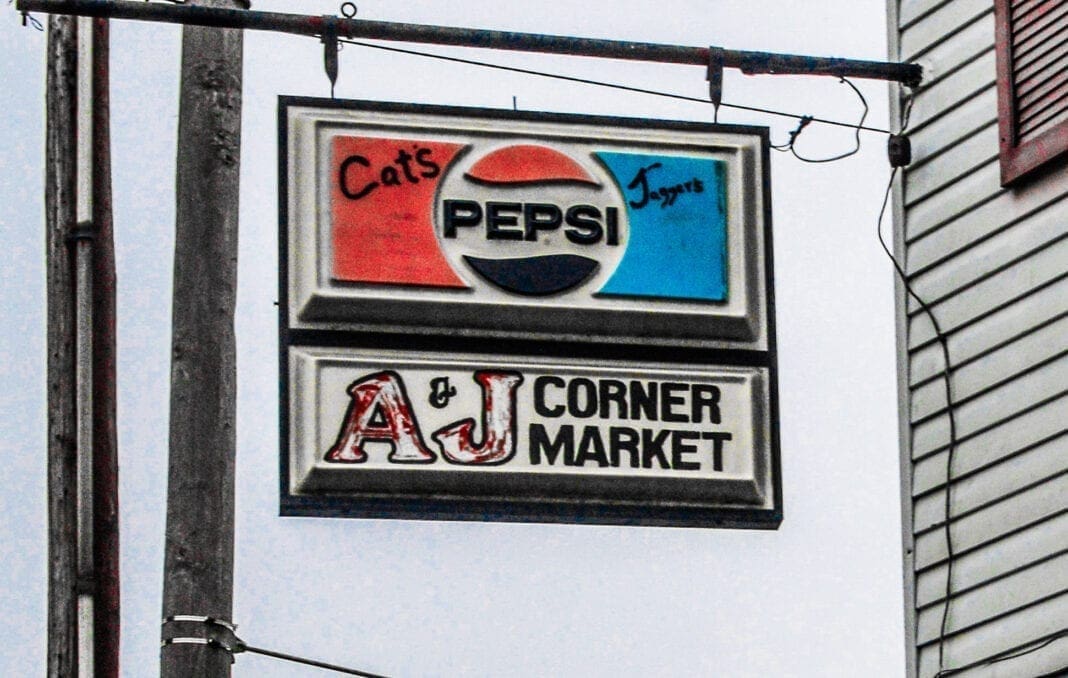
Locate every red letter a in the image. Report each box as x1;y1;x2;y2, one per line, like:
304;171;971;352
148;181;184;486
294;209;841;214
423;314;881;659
324;371;436;464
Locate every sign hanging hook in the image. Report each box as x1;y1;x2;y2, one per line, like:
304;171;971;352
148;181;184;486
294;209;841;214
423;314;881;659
321;14;340;98
707;46;724;123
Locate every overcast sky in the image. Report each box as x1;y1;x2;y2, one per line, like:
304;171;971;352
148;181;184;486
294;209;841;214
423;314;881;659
1;1;908;675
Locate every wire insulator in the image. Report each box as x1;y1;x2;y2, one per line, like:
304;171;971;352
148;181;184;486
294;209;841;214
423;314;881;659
888;134;911;167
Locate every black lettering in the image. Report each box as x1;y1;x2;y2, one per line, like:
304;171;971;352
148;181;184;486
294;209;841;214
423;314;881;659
486;202;523;240
629;380;658;421
395;148;419;183
670;185;683;206
567;378;597;418
530;424;575;465
626;162;661;209
338;155;377;200
564;205;603;244
605;207;620;246
609;426;641;468
443;200;483;238
380;165;401;186
641;429;671;469
523;203;562;241
691;385;721;424
693;177;704;193
533;376;566;418
598;379;627;419
575;427;610;467
702;431;732;472
671;430;701;470
415;147;440;178
660;382;688;423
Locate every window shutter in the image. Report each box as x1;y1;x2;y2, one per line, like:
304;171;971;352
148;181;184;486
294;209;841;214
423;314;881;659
995;0;1068;185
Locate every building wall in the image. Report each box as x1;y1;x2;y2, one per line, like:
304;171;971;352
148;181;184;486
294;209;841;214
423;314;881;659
888;1;1068;676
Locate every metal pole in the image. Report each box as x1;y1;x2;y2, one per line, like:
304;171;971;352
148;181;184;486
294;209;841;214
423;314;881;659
18;0;924;86
74;16;96;678
45;11;80;678
90;15;121;678
159;0;246;676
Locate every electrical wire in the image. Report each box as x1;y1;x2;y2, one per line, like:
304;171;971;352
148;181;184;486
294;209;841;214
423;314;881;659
771;77;867;163
876;93;966;678
876;175;956;677
933;628;1068;677
337;38;892;136
10;0;44;30
162;616;391;677
239;643;391;678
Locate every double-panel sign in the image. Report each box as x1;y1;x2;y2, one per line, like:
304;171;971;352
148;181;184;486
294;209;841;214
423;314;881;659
280;98;780;527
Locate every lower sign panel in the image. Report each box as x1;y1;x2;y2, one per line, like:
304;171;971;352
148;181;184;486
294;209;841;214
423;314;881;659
284;347;780;527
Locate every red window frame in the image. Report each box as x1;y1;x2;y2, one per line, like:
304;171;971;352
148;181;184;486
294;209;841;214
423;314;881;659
994;0;1068;186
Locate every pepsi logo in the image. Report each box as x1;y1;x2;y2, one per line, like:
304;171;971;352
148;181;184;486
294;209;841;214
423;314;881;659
437;143;626;296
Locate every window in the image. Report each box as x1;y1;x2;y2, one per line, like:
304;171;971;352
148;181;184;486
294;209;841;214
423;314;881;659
994;0;1068;186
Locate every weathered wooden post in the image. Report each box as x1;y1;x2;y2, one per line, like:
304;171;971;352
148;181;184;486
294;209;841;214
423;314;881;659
45;12;80;678
159;1;247;676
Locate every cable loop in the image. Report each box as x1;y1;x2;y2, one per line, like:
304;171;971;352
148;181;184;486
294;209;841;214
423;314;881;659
21;11;44;31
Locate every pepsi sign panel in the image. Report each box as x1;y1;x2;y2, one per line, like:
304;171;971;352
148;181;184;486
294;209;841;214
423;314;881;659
282;98;770;350
279;98;780;527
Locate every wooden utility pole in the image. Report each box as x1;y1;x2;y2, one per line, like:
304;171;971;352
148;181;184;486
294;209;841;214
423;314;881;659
159;1;246;676
47;12;119;676
46;13;80;678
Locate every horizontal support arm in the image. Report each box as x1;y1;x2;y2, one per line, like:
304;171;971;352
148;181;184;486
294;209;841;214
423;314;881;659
19;0;923;87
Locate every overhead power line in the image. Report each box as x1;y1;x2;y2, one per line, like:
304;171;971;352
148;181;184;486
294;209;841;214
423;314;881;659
339;38;893;136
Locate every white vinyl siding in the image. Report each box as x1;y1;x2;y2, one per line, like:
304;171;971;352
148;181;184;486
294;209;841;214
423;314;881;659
889;0;1068;676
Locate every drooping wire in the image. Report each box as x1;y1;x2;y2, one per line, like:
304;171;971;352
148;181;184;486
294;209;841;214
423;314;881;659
9;0;44;31
162;616;391;677
770;115;813;151
933;628;1068;677
875;91;964;677
239;643;391;678
336;38;892;136
771;77;868;163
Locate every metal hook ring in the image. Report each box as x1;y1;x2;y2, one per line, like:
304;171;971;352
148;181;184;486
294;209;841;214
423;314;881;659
340;2;357;18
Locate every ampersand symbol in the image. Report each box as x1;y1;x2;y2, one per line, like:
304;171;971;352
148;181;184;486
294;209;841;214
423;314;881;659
428;376;458;409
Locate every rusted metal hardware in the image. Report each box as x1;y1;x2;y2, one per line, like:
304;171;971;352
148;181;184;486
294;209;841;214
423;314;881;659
321;14;339;97
19;0;923;87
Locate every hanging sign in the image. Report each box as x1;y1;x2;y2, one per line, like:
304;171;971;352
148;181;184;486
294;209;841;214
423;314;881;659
281;98;770;350
279;98;779;527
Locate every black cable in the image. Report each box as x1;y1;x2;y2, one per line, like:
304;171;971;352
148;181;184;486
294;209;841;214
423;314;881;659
337;38;892;135
932;628;1068;677
876;92;964;678
162;616;390;677
770;115;812;151
785;77;867;163
240;643;391;678
878;170;957;677
9;0;44;30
